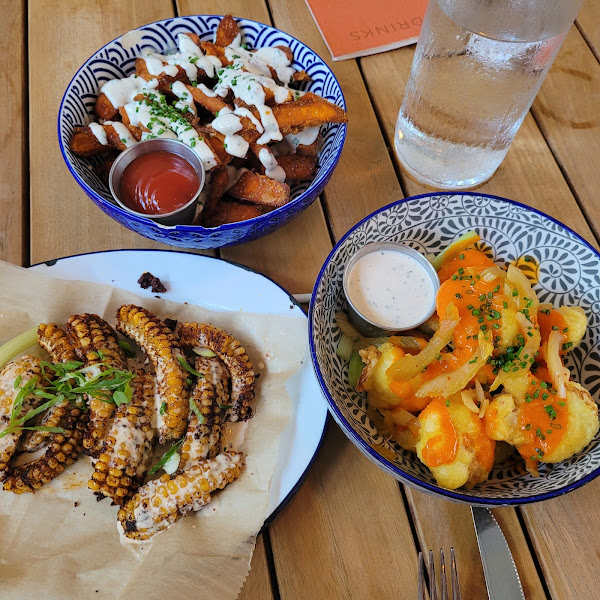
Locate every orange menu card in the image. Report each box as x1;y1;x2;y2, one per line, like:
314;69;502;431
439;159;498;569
305;0;427;61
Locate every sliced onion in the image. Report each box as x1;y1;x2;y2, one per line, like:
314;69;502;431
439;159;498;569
506;265;539;316
547;330;570;398
461;389;480;414
193;347;217;357
431;230;481;271
480;266;505;283
387;408;421;436
388;335;424;352
386;303;459;380
479;397;490;419
416;332;494;399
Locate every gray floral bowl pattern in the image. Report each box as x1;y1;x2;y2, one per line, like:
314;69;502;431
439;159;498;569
310;193;600;506
58;15;346;249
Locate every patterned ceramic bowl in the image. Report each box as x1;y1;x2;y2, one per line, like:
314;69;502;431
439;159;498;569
310;193;600;506
58;16;346;249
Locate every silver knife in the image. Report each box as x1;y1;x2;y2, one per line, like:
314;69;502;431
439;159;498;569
471;507;526;600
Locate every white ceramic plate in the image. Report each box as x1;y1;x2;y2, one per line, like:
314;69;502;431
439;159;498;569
31;249;327;519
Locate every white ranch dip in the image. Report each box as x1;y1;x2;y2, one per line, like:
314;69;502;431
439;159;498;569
346;249;436;329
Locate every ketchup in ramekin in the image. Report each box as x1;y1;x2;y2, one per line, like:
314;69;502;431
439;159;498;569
109;139;205;226
119;151;199;215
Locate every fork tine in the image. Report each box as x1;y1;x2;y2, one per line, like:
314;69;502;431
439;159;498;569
450;548;462;600
418;552;426;600
440;549;448;600
429;550;437;600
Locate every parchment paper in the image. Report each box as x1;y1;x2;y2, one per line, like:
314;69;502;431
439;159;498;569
0;261;304;600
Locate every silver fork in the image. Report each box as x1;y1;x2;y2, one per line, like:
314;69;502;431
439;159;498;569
418;548;462;600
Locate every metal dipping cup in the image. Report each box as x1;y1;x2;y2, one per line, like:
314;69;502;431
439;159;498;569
342;242;440;338
109;138;205;226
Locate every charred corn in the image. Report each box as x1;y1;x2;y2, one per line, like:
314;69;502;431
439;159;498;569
179;356;227;471
3;404;88;493
177;323;254;422
88;371;155;504
37;323;77;363
20;324;77;453
65;313;128;457
116;305;188;443
117;451;244;540
0;356;46;480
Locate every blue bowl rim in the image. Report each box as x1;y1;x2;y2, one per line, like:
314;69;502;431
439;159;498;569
309;191;600;506
57;14;348;234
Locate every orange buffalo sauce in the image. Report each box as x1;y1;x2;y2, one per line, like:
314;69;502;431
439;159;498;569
437;248;495;284
434;249;509;380
517;372;568;467
538;307;568;347
420;399;458;466
120;150;200;215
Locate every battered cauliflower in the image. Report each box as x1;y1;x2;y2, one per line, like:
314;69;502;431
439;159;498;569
415;393;495;490
485;381;599;466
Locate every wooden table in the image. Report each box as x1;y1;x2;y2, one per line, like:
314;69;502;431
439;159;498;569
5;0;600;598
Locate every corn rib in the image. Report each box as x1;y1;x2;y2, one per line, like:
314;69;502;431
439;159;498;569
65;314;128;457
118;451;244;540
3;404;88;493
20;324;77;453
88;371;156;504
177;323;254;421
0;356;46;480
116;305;188;443
179;356;227;471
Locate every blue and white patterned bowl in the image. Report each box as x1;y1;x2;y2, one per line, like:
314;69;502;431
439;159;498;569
310;193;600;506
58;16;347;249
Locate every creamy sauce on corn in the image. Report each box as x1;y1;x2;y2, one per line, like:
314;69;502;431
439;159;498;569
346;250;437;329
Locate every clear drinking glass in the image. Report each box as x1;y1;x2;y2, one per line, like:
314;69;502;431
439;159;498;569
394;0;584;190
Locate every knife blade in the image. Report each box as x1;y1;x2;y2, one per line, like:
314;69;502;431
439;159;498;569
471;506;525;600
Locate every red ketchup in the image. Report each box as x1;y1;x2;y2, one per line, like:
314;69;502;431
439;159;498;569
119;151;200;215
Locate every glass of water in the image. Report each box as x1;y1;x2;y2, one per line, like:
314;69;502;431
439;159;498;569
394;0;584;190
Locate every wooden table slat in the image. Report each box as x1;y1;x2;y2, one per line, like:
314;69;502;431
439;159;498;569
576;0;600;63
530;25;600;242
0;0;26;265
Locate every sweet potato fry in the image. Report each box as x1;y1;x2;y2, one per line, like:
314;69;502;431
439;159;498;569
272;92;348;132
235;92;346;135
70;127;109;157
203;200;266;227
296;135;320;157
196;166;229;225
94;92;119;121
186;84;229;115
135;58;188;90
228;171;290;208
269;153;316;182
215;14;240;47
199;41;229;66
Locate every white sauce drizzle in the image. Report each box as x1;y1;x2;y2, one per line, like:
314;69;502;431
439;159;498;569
347;250;437;329
101;75;159;109
287;126;320;148
89;122;108;145
171;81;197;116
211;107;248;158
91;27;325;176
141;34;222;82
258;148;286;183
103;121;137;148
